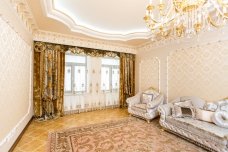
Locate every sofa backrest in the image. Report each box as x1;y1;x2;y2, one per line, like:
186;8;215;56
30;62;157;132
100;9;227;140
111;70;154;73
180;96;206;109
170;96;206;109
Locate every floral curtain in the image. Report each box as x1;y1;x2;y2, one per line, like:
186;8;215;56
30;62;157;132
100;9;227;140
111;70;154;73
64;56;119;114
119;53;135;107
33;42;67;119
33;41;135;119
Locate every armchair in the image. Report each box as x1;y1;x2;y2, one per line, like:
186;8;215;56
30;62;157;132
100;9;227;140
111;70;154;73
126;89;164;123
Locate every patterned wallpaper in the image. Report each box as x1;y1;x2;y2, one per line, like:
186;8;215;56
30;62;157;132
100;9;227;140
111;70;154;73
168;41;228;102
0;17;32;143
139;58;160;92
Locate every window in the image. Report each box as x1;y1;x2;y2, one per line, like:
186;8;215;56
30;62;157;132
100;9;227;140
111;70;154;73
64;54;87;94
101;58;120;91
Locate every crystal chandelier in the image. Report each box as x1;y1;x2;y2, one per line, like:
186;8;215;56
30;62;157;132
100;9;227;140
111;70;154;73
144;0;228;38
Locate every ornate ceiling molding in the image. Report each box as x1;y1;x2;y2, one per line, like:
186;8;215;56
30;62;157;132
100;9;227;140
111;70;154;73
41;0;152;41
0;0;35;45
33;30;137;54
9;0;39;35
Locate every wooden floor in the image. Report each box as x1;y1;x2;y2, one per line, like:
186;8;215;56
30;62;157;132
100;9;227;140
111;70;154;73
12;108;129;152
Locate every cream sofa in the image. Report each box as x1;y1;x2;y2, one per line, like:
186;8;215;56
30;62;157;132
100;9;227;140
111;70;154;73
158;96;228;152
126;89;164;123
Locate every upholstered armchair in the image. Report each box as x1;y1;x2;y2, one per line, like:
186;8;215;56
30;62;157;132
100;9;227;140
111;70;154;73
126;88;164;123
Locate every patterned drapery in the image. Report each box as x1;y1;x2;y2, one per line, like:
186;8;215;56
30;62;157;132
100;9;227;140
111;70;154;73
119;53;135;107
33;41;135;118
33;42;67;119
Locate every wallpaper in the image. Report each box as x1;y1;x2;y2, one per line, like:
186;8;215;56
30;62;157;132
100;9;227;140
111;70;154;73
0;17;31;143
139;58;160;92
168;41;228;102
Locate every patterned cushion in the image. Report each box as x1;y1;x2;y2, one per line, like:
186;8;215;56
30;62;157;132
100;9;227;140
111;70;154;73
195;108;214;122
141;93;153;104
180;96;205;109
141;89;159;104
132;104;147;113
147;94;163;109
204;102;218;112
172;100;195;118
205;100;228;112
212;111;228;128
221;104;228;112
217;100;228;112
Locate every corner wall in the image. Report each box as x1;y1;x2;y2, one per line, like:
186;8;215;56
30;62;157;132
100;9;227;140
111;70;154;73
0;0;33;151
136;29;228;103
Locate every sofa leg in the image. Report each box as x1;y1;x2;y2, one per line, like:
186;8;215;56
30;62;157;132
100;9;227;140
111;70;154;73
147;120;150;123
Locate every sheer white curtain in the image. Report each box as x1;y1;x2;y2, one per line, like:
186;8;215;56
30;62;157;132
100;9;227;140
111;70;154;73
64;55;119;114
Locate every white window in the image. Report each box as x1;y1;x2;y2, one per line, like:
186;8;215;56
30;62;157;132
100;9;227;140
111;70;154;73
64;54;87;94
101;58;120;91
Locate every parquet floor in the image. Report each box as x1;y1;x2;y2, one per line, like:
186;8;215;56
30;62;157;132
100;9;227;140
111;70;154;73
12;108;129;152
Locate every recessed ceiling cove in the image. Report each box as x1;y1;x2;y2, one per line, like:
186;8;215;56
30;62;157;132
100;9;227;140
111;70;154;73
41;0;151;41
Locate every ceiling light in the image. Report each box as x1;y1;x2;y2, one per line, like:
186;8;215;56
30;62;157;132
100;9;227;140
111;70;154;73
144;0;228;38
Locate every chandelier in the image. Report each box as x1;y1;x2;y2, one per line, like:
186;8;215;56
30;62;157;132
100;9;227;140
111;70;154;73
144;0;228;38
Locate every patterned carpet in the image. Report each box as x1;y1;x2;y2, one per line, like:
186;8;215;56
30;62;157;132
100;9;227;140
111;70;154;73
48;117;207;152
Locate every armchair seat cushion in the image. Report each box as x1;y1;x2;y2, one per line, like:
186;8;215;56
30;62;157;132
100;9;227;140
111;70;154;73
132;104;147;113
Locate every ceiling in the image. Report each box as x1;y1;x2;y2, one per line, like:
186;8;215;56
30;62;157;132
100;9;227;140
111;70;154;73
26;0;152;46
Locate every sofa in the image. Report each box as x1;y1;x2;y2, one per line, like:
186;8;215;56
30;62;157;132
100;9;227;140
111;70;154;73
158;96;228;152
126;88;164;123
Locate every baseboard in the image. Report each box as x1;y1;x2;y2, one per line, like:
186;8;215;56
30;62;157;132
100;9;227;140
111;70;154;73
8;117;33;152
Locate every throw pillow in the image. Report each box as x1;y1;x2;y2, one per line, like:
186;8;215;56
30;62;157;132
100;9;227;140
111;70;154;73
217;100;228;112
172;100;195;118
143;89;159;99
141;93;153;104
195;108;214;123
212;111;228;128
141;88;159;104
147;94;163;109
221;104;228;112
204;102;218;112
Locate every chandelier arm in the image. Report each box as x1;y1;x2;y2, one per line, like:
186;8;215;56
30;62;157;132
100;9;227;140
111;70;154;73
207;14;224;28
144;0;227;39
217;0;228;7
209;0;228;19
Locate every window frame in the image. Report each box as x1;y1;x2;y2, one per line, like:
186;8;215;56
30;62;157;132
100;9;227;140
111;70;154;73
101;57;120;92
64;53;87;95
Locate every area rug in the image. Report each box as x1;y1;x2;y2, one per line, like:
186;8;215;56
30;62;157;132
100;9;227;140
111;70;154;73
48;117;207;152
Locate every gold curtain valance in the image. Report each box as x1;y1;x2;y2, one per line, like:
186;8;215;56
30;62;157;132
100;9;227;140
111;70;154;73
68;47;120;58
34;41;122;58
34;41;68;53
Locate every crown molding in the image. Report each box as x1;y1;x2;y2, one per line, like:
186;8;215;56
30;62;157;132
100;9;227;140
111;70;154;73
41;0;152;41
33;30;137;54
9;0;39;35
0;0;34;45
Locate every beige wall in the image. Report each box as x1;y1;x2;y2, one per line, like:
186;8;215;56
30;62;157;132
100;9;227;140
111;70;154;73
136;31;228;103
0;1;33;151
138;58;160;92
